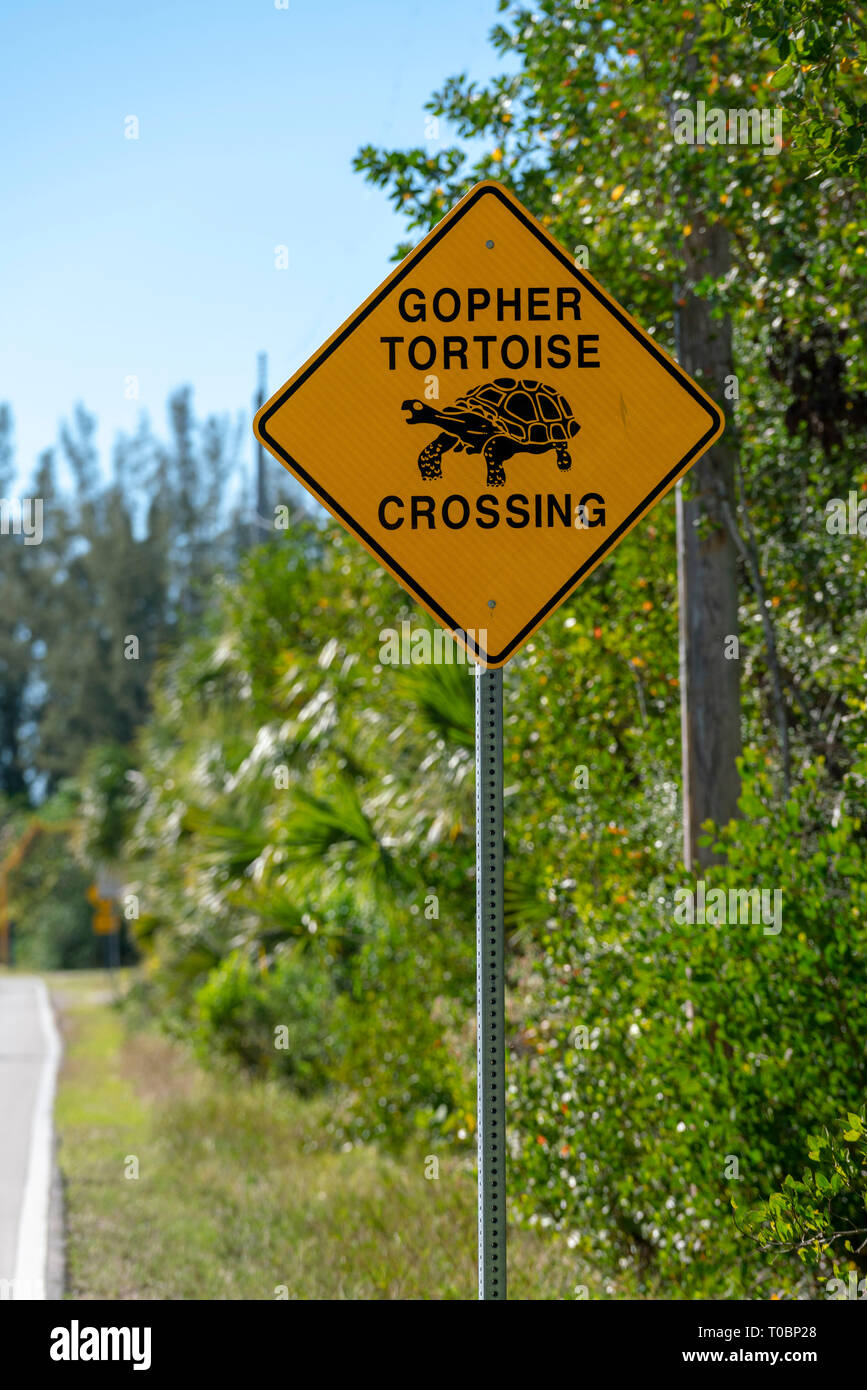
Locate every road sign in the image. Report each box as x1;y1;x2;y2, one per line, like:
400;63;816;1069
254;180;723;668
253;180;727;1303
93;905;115;935
89;884;116;935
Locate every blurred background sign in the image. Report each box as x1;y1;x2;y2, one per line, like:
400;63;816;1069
89;866;122;936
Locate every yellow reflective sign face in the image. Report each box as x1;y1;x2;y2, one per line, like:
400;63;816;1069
93;905;115;935
254;182;723;667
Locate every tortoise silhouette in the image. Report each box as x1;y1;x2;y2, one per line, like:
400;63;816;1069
401;377;580;488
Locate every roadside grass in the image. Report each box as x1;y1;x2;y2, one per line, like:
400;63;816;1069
49;971;603;1300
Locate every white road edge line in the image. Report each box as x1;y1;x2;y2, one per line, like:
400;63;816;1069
13;979;62;1300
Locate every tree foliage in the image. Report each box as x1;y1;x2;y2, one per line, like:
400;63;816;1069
4;0;867;1298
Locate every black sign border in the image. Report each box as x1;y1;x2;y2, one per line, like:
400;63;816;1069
257;183;723;667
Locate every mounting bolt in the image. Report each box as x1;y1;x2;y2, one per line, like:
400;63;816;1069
488;600;496;608
485;240;495;249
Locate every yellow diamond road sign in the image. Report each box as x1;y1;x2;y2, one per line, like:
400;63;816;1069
254;181;724;668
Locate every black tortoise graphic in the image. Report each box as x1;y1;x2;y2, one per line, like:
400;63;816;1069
401;377;580;488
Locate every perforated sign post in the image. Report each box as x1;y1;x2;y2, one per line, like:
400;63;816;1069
253;180;724;1300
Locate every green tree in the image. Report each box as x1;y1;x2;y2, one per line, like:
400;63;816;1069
354;0;867;818
12;390;245;790
0;405;33;799
722;0;867;178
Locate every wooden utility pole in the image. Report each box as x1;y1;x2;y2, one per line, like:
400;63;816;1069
676;216;742;870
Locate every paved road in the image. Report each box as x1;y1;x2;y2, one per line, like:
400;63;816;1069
0;976;61;1299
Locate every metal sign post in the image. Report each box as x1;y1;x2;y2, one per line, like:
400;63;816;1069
250;179;727;1300
476;664;506;1299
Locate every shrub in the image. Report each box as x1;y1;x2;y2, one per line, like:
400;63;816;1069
508;752;867;1296
193;946;340;1096
738;1108;867;1296
330;911;475;1148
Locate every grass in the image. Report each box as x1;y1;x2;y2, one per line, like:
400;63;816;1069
49;970;595;1300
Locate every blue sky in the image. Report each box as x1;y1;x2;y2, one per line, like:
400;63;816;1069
1;0;509;498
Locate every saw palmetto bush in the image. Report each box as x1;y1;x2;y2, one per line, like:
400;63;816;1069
119;521;479;1135
112;503;867;1296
